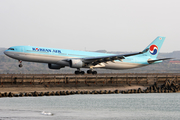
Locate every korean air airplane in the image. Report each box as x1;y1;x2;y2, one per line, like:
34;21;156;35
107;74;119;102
4;36;171;75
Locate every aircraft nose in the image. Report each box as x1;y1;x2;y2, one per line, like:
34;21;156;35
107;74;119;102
4;50;11;56
4;50;8;55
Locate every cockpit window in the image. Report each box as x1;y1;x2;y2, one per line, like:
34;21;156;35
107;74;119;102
8;48;15;50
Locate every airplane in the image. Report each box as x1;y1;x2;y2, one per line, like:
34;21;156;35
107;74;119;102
4;36;171;75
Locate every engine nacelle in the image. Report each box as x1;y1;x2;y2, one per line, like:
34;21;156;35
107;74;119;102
69;59;84;68
48;63;65;69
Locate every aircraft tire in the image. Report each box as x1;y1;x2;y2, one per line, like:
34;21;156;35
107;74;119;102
75;71;80;75
87;70;92;74
19;64;23;68
75;71;85;75
81;71;85;75
92;71;97;75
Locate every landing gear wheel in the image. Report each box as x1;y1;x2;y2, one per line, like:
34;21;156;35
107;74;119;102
75;71;80;75
87;70;97;75
92;71;97;75
80;71;85;75
19;64;23;68
87;70;92;74
75;71;85;75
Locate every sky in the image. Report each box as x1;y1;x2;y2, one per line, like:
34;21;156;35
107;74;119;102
0;0;180;52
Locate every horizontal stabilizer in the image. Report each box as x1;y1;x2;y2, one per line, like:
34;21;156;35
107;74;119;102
148;58;173;64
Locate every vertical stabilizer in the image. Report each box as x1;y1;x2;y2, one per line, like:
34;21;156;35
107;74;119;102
143;36;165;58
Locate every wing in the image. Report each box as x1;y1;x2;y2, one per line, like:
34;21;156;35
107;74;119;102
81;48;149;66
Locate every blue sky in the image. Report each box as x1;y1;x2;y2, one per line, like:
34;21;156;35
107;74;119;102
0;0;180;52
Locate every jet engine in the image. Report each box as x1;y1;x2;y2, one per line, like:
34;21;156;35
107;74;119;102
48;63;65;69
69;59;84;68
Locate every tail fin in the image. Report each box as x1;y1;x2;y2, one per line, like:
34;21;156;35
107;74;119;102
143;36;165;58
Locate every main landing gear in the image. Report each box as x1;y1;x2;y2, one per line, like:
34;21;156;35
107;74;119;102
18;60;23;68
74;68;85;75
87;70;97;75
74;68;97;75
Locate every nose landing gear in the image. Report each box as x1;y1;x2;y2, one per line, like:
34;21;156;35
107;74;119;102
18;60;23;68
